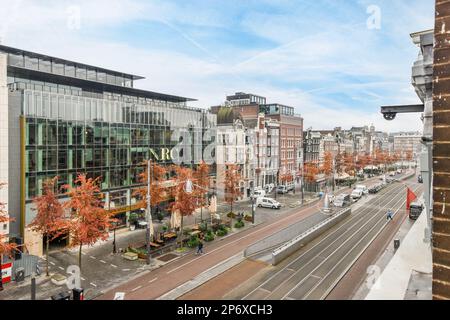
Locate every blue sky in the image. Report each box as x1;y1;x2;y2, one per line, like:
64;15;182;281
0;0;435;132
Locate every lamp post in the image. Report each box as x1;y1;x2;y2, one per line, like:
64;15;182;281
145;160;152;265
112;221;117;254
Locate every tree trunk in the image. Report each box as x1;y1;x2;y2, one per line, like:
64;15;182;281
179;215;184;249
46;237;50;277
78;243;82;272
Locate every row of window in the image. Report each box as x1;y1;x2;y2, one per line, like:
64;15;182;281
7;53;134;87
26;120;184;147
22;88;215;128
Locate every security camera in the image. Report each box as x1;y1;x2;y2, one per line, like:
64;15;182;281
383;112;397;121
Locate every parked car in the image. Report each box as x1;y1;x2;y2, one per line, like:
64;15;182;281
286;182;295;192
355;185;368;195
265;183;275;193
256;197;281;209
251;189;266;199
409;201;424;220
369;184;384;194
277;185;288;194
334;194;351;207
351;189;363;200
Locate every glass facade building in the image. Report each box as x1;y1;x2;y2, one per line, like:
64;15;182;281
0;45;216;255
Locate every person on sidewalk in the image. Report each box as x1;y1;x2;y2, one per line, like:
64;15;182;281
386;209;393;221
196;240;204;255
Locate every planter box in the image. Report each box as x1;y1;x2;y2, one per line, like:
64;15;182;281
122;252;138;261
51;273;67;286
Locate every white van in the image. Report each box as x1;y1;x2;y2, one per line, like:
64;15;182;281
355;185;368;195
251;189;266;199
256;197;281;209
351;189;363;200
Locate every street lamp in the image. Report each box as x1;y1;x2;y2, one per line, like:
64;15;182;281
145;160;153;265
112;221;117;254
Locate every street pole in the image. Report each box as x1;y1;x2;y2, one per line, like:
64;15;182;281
146;160;152;265
31;273;36;300
113;223;117;254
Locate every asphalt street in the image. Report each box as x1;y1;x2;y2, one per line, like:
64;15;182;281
237;180;422;300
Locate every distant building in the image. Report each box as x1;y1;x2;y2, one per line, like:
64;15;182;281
391;131;422;157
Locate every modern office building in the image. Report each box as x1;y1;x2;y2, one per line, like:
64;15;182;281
0;45;216;256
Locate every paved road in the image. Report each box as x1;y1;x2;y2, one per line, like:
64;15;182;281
238;180;422;300
98;176;384;300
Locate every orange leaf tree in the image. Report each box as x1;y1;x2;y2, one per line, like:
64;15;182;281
170;166;198;247
223;164;243;213
0;183;17;289
194;161;210;222
343;153;355;176
134;160;167;211
321;152;334;187
304;162;319;184
29;177;67;276
64;174;113;272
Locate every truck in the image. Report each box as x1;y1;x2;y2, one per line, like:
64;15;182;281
409;202;424;220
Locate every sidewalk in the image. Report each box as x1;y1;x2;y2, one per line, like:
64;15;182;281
364;206;432;300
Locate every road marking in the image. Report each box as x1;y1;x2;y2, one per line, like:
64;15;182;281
58;266;64;271
81;252;86;256
90;256;96;260
282;186;415;300
242;184;406;300
99;260;107;264
131;285;142;292
49;261;56;266
90;282;97;287
122;269;130;272
81;277;86;281
110;264;118;268
148;278;158;284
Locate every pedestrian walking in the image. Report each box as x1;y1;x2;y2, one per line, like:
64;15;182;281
386;209;393;221
196;240;204;255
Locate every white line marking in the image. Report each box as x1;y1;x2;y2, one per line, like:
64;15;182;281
90;256;96;260
131;285;142;292
148;278;158;283
49;261;55;266
110;264;118;268
99;260;107;264
58;266;64;271
242;184;405;300
81;277;86;281
122;269;130;272
90;282;97;287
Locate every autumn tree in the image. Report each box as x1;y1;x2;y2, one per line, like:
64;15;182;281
343;153;355;176
194;161;210;222
0;183;17;290
223;164;243;213
64;174;113;272
321;152;334;187
170;166;198;247
29;177;67;276
304;162;319;184
134;160;167;211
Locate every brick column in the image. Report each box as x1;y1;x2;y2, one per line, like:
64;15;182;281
432;0;450;300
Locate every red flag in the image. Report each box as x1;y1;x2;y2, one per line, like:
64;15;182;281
406;188;417;211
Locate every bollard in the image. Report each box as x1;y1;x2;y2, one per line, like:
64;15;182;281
394;239;400;250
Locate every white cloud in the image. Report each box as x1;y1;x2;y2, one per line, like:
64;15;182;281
0;0;433;133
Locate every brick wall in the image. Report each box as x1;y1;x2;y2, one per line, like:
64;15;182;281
433;0;450;300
